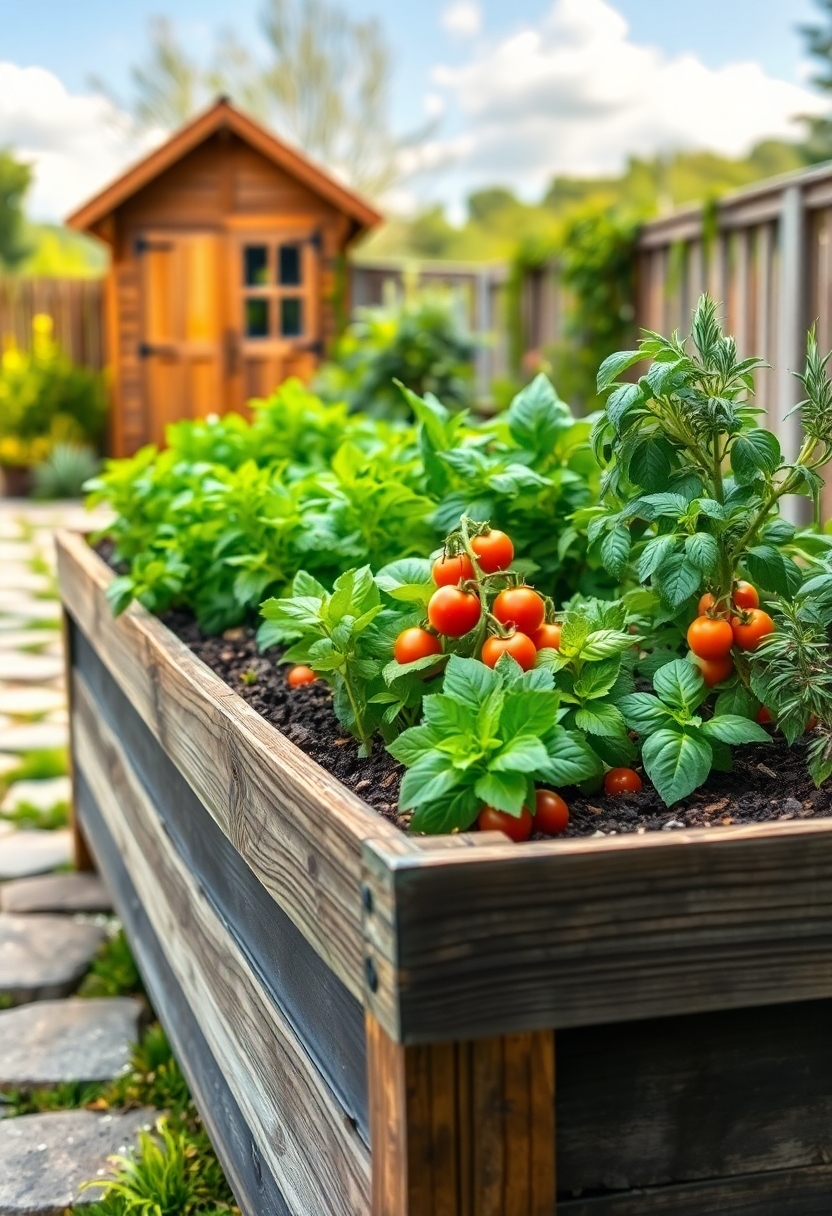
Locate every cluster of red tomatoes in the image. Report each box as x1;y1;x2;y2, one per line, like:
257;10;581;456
393;530;563;672
477;768;644;841
686;581;774;686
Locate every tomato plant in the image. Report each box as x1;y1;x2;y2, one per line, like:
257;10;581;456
687;615;733;660
394;627;442;665
534;789;569;834
428;586;481;637
493;587;546;635
604;767;642;795
696;654;734;687
432;552;474;586
481;632;537;671
471;530;514;573
287;665;317;688
478;804;533;842
532;622;562;651
731;609;775;651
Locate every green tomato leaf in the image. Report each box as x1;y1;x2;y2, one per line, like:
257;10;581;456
442;654;499;703
653;658;707;714
600;525;632;578
581;629;635;661
701;715;770;745
641;728;713;805
714;686;758;719
597;349;645;392
574;701;627;737
638;534;678;581
537;726;605;785
490;735;551;774
653;553;701;609
399;751;460;810
684;532;719;575
473;770;529;814
617;691;674;734
730;429;781;484
573;657;622;699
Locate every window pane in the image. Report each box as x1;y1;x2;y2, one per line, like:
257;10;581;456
281;297;303;337
279;244;302;286
245;298;270;338
244;246;268;286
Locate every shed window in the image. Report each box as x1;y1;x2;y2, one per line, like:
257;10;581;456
279;244;302;286
245;298;270;338
240;238;313;342
244;246;269;286
281;298;303;337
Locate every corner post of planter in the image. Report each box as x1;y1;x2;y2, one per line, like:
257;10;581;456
361;837;557;1215
60;595;95;873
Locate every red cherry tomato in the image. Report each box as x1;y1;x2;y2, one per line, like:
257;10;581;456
432;552;474;587
394;627;442;666
534;789;569;835
493;586;546;635
532;622;562;651
698;591;719;615
695;653;734;687
427;586;481;637
756;706;774;725
687;614;734;660
604;767;643;796
477;804;533;842
731;609;775;652
481;631;537;671
733;580;759;611
287;665;317;688
471;530;514;573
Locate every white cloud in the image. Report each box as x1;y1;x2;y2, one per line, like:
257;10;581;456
441;1;482;38
0;62;163;222
413;0;826;204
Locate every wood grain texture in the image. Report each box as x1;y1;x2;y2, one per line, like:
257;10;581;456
58;530;399;1004
556;999;832;1194
367;1016;555;1216
71;623;370;1142
61;606;94;872
75;770;292;1216
557;1165;832;1215
73;672;370;1216
361;812;832;1040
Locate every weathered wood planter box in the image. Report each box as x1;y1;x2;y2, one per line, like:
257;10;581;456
58;530;832;1216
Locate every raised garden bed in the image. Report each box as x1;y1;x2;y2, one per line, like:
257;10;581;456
59;529;832;1216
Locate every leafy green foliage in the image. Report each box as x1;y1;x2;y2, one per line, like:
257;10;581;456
591;296;832;614
84;1119;235;1216
0;314;107;468
388;654;602;833
618;659;769;804
536;597;637;768
32;443;101;499
78;929;144;999
0;150;31;270
316;292;476;419
259;565;427;753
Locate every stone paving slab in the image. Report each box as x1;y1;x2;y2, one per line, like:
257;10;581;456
0;654;65;684
0;631;61;652
1;777;71;815
0;872;111;915
0;831;72;879
0;998;142;1086
0;913;104;1003
0;571;52;595
0;618;28;633
0;754;21;780
0;599;60;623
0;723;68;753
0;543;30;562
0;1107;154;1213
0;687;66;717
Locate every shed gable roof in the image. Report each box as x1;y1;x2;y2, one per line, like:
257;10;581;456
66;97;383;234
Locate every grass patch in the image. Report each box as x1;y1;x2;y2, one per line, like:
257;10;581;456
1;800;69;830
79;928;145;999
0;747;69;786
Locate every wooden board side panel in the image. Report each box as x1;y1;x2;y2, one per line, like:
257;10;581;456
73;674;370;1216
367;1016;555;1216
57;531;397;1003
71;624;370;1141
75;770;292;1216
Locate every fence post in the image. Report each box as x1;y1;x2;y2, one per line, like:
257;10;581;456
776;185;809;524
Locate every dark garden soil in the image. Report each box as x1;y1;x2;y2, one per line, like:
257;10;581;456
163;612;832;840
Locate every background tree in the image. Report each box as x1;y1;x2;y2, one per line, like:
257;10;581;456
0;152;32;271
799;0;832;162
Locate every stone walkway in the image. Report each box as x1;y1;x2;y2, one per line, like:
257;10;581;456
0;500;151;1212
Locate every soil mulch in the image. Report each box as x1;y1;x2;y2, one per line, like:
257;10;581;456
163;613;832;839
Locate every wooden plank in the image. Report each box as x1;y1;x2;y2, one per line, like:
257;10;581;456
72;624;370;1141
557;1164;832;1214
367;1016;555;1216
361;815;832;1040
61;606;94;872
73;673;371;1216
556;1000;832;1194
57;529;399;1003
75;769;293;1216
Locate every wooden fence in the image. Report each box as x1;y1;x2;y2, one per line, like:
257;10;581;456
0;277;106;370
636;161;832;519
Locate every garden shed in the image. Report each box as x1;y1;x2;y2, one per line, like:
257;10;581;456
67;98;382;457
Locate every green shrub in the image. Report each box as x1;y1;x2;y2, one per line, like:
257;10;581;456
0;314;107;468
315;291;476;419
33;442;101;499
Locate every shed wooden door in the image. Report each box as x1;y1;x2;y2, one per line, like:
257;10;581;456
228;228;321;410
138;231;225;445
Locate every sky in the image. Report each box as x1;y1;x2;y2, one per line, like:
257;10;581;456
0;0;826;221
